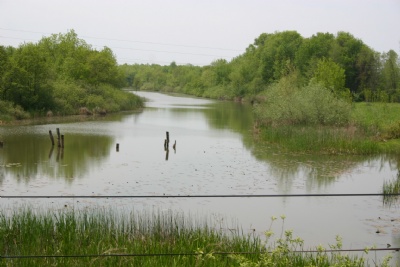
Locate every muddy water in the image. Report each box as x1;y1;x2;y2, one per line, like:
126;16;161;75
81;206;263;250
0;91;399;264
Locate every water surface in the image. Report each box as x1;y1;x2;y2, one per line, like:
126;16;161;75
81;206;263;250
1;91;399;263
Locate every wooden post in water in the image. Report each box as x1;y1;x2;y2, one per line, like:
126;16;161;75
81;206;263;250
166;131;170;147
116;143;119;152
56;128;61;148
49;130;55;146
61;135;64;148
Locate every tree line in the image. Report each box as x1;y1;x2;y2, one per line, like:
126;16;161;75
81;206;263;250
0;30;142;120
1;30;399;121
120;31;400;103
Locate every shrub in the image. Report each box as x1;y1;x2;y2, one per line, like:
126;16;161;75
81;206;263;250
255;77;351;126
0;100;30;120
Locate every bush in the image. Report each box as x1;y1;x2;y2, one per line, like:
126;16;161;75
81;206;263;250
0;100;30;120
50;81;143;115
255;77;351;126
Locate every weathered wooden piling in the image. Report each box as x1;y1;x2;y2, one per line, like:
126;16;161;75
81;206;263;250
49;130;55;146
56;128;61;147
166;131;170;147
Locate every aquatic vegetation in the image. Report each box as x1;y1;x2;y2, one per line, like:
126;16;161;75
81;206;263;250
382;171;400;206
0;209;390;266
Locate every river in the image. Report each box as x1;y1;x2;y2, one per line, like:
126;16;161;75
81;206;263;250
1;91;399;264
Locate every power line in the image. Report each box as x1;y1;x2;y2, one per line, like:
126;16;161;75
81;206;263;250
0;35;232;58
0;27;243;52
0;194;393;199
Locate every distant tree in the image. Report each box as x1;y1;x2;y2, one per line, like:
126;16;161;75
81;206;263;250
86;47;124;87
355;45;380;100
312;58;348;99
380;50;400;98
295;32;335;78
330;32;364;94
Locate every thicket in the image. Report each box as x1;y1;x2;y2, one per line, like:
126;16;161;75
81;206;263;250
0;30;143;121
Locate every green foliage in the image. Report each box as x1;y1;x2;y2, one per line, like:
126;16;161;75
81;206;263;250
255;74;351;126
351;102;400;139
0;30;142;118
312;58;347;97
0;100;30;121
119;30;399;103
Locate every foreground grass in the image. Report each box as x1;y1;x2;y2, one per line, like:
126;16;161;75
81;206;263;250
257;102;400;155
0;209;390;266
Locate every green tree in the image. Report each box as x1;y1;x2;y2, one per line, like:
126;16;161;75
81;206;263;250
380;50;400;100
2;43;53;111
86;47;124;87
330;32;363;94
295;32;335;78
312;58;347;98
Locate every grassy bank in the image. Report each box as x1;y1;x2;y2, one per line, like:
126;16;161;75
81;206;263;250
0;209;389;266
256;102;400;155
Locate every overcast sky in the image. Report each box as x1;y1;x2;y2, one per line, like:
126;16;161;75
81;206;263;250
0;0;399;66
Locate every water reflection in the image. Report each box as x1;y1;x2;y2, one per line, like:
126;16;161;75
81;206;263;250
0;130;114;184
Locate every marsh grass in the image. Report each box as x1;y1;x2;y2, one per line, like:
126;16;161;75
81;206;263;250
383;171;400;206
0;208;259;266
259;124;380;154
256;102;400;155
0;209;387;266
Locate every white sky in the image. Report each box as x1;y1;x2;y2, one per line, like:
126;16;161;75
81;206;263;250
0;0;399;66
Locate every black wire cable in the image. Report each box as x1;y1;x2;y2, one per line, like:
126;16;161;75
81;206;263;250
2;248;399;259
1;193;399;199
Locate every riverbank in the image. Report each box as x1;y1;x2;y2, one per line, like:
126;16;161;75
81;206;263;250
1;209;386;267
0;90;144;126
254;102;400;155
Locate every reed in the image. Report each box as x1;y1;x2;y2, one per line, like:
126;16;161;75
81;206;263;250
383;171;400;206
0;208;259;266
259;124;380;154
0;209;388;266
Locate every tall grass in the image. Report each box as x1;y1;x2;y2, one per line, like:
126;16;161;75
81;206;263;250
0;208;259;266
383;171;400;206
0;209;389;266
259;124;380;154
